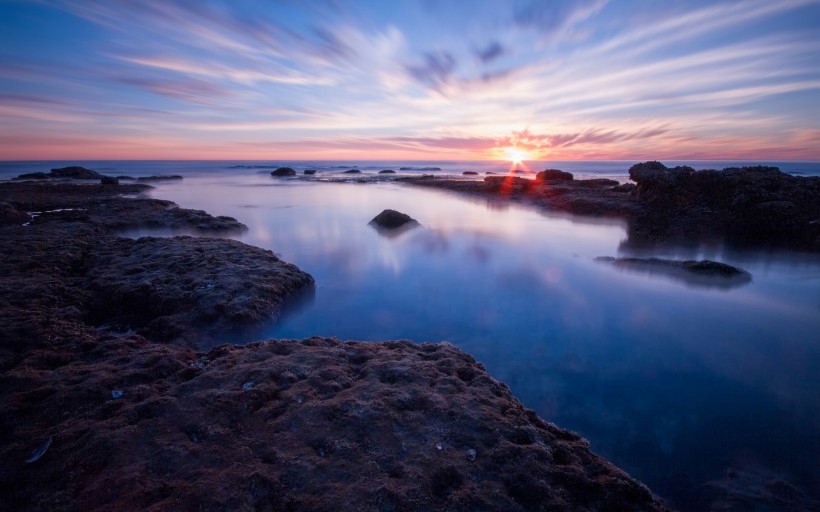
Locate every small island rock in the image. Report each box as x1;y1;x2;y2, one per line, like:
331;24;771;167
271;167;296;176
536;169;574;181
370;209;417;229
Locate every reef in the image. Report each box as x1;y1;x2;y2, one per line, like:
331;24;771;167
0;179;669;511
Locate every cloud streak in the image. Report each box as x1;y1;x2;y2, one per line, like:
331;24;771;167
0;0;818;159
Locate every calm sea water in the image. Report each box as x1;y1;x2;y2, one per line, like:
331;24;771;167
3;160;820;510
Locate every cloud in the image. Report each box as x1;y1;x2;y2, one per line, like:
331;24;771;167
115;76;233;105
405;51;458;88
513;0;608;40
476;41;505;64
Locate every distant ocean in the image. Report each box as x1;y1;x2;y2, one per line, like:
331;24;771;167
2;159;819;182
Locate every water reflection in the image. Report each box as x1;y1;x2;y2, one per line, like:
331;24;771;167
144;175;820;510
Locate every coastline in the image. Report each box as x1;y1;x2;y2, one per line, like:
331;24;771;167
0;180;670;511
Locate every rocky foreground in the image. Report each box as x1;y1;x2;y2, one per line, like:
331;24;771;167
0;180;669;511
408;162;820;252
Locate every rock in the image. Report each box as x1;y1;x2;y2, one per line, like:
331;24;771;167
0;202;28;225
100;176;119;185
462;171;478;175
379;170;396;174
370;209;417;229
612;183;637;193
536;169;574;181
400;167;441;171
12;172;51;180
484;176;531;193
271;167;296;176
577;178;619;188
50;166;104;179
343;169;362;174
303;170;317;175
115;175;136;180
136;175;183;181
595;257;752;289
512;169;525;174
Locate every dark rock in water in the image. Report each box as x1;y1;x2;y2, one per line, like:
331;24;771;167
463;171;478;175
13;172;51;180
595;256;752;289
370;209;417;229
512;169;525;174
343;169;362;174
536;169;574;181
485;171;496;174
50;166;104;179
271;167;296;176
627;161;820;249
303;169;317;175
100;176;119;185
379;170;396;174
400;167;441;171
136;175;183;181
0;202;28;225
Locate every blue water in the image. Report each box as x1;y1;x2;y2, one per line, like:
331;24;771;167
3;160;820;510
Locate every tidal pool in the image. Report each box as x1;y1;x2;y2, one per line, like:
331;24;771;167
145;173;820;510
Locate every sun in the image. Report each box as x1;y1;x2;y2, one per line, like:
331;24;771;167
504;147;531;165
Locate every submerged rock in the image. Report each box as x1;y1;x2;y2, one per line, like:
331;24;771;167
595;256;752;289
463;171;478;175
271;167;297;176
379;170;396;174
303;170;317;175
343;169;362;174
370;209;417;229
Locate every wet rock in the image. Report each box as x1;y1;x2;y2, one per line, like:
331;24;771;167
100;176;119;185
370;209;417;229
12;172;51;180
612;183;637;193
343;169;362;174
379;170;395;174
536;169;574;181
595;257;752;289
271;167;296;176
303;170;316;175
462;171;478;175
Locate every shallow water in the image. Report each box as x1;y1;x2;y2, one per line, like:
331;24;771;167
4;162;820;509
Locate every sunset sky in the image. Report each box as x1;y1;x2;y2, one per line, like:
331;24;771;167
1;0;819;160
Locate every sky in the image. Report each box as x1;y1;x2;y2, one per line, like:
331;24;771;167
1;0;820;161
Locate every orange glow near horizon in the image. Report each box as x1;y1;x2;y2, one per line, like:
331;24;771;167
503;147;532;166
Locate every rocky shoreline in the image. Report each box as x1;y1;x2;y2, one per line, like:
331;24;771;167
407;162;820;252
0;180;669;511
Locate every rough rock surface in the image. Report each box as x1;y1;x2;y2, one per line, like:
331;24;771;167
536;169;574;181
627;161;820;248
13;166;105;180
271;167;296;176
0;180;670;511
407;162;820;252
370;209;417;229
0;336;669;512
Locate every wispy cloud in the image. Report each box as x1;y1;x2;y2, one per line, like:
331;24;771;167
1;0;818;159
